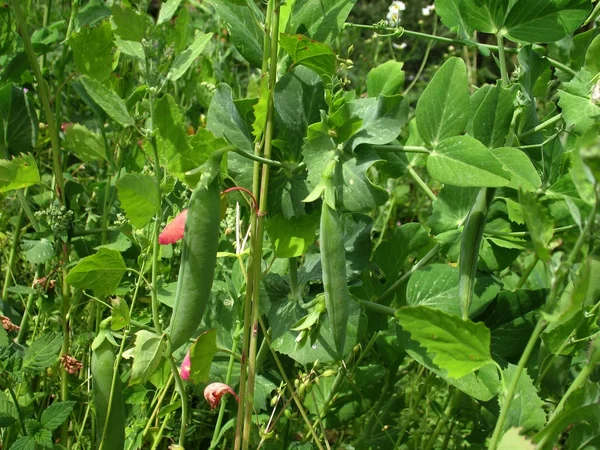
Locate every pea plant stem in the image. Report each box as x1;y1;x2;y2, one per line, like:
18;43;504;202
496;34;509;86
1;207;25;305
518;113;563;139
375;145;431;154
407;167;437;202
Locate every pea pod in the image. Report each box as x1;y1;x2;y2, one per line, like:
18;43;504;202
91;337;125;450
168;178;221;351
459;187;495;319
320;200;350;359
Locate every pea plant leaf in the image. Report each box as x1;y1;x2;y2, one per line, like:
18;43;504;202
69;21;114;82
117;173;160;229
520;191;554;261
110;4;146;42
80;76;134;127
367;60;405;97
558;68;600;135
426;186;480;234
266;211;320;258
503;0;592;44
500;364;547;432
374;223;432;280
21;238;54;265
157;0;183;25
285;0;356;44
279;34;337;79
126;330;166;386
64;124;107;162
205;0;264;67
167;32;213;81
0;84;38;155
469;84;515;149
460;0;509;34
189;329;218;384
426;135;511;187
396;305;495;379
66;248;127;299
415;57;470;147
498;428;538;450
0;154;41;193
491;147;542;192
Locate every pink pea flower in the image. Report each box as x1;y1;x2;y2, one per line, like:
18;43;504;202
204;383;238;409
159;210;188;245
180;349;191;381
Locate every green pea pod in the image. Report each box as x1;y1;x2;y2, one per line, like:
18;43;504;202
320;200;350;359
459;187;495;319
168;178;221;351
91;338;125;450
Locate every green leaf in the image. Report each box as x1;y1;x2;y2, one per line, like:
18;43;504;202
206;84;253;153
469;84;515;149
23;333;63;374
415;57;470;147
266;212;319;258
21;239;54;265
427;186;480;234
520;191;554;261
64;124;107;161
558;69;600;135
0;84;38;155
367;60;405;97
168;32;212;81
500;364;546;432
117;173;160;229
110;4;146;42
205;0;264;67
491;147;542;191
435;0;475;39
111;297;130;331
66;248;127;299
503;0;591;44
286;0;356;44
0;392;18;428
75;0;111;29
0;327;7;348
127;330;166;385
280;34;336;79
115;38;144;60
69;21;114;82
461;0;509;33
190;329;218;384
40;401;76;431
585;34;600;74
339;148;389;212
0;154;41;193
8;434;37;450
157;0;183;25
406;264;500;318
80;76;134;127
498;428;538;450
396;305;494;379
374;223;432;280
426;135;511;187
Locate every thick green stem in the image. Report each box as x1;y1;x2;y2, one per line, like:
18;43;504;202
407;167;437;202
496;33;509;86
518;114;562;139
375;145;431;154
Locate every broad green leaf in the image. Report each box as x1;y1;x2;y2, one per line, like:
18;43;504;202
461;0;509;33
427;186;480;234
127;330;166;385
415;57;470;147
469;84;515;149
115;38;144;60
189;329;218;384
8;434;37;450
66;248;127;299
111;297;130;331
396;305;494;379
406;264;500;318
435;0;475;39
286;0;356;44
252;76;269;139
280;34;336;79
21;239;54;264
110;5;146;42
498;428;538;450
157;0;183;25
0;327;7;348
585;34;600;74
503;0;591;44
40;401;76;431
0;84;38;154
69;21;114;82
500;364;546;432
367;60;405;97
75;0;111;29
0;154;40;193
23;333;63;373
168;32;212;81
426;135;511;187
117;173;160;229
80;76;134;127
64;124;107;161
491;147;542;191
374;223;432;280
266;211;319;258
520;191;554;261
558;68;600;135
0;392;18;428
339;148;389;212
205;0;264;67
206;84;253;153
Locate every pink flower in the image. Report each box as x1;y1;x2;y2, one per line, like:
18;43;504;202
180;349;191;381
159;210;188;245
204;382;238;409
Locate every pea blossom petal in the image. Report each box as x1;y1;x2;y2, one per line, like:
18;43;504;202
180;349;191;381
204;382;238;409
159;210;188;245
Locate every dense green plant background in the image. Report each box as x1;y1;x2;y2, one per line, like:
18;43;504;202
1;0;599;449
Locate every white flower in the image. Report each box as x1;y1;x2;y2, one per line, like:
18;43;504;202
390;1;407;11
387;1;406;25
393;42;408;50
422;4;435;16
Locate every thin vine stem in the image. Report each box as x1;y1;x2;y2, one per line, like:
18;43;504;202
403;16;437;96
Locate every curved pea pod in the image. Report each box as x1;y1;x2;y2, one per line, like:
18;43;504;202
168;179;221;352
320;201;350;359
91;337;125;450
